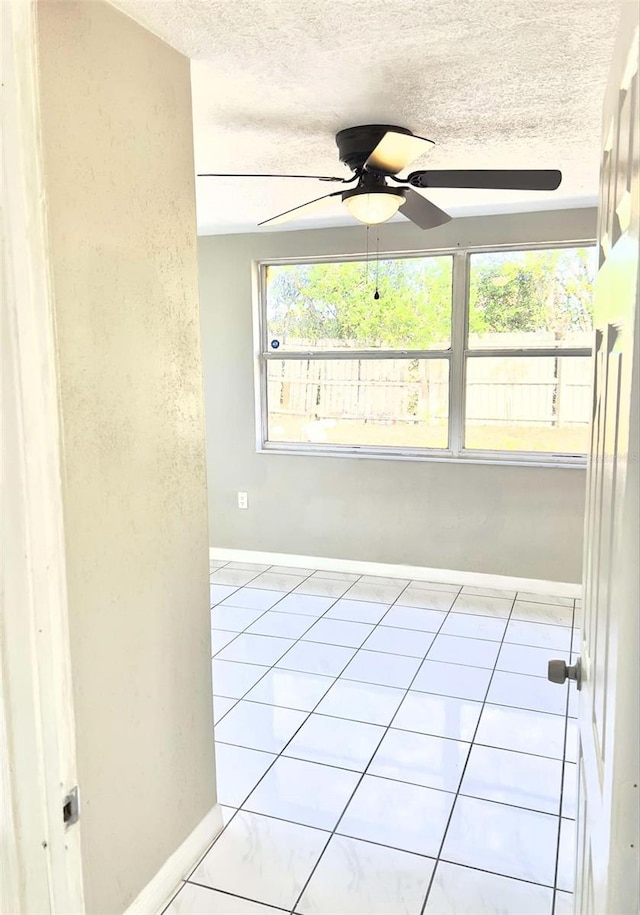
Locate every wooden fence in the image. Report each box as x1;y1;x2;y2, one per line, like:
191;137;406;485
465;356;592;427
267;356;592;428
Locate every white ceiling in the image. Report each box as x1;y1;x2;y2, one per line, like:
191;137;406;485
113;0;619;234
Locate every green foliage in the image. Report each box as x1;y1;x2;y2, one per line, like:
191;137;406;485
469;248;596;339
267;257;452;348
266;247;596;349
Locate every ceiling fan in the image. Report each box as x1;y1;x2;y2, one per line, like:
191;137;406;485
198;124;562;230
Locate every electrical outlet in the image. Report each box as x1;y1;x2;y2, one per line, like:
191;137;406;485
237;491;248;510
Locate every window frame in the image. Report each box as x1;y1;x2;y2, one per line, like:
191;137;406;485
253;238;596;468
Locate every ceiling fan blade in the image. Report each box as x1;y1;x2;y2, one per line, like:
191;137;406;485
197;172;356;183
407;169;562;191
365;132;435;176
258;191;344;227
399;189;452;230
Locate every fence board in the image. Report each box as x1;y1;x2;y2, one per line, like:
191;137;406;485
267;355;591;428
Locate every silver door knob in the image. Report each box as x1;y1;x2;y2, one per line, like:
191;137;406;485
548;658;582;691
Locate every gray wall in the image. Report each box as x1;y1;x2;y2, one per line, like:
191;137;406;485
37;3;215;911
199;208;596;583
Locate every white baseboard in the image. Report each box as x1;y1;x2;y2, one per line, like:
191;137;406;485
210;547;582;598
123;804;223;915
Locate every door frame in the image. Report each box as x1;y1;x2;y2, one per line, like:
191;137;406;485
575;1;640;910
1;0;84;911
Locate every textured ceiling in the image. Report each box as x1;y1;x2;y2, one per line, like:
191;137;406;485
112;0;619;234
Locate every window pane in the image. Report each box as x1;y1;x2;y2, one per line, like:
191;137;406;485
267;359;449;449
265;256;452;352
465;356;592;454
468;247;597;349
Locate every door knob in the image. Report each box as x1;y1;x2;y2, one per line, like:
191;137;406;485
548;657;582;691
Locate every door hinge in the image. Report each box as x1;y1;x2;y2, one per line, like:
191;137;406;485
63;786;79;828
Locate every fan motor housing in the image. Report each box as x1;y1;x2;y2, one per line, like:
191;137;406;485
336;124;412;171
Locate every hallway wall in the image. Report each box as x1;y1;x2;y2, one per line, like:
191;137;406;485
36;2;215;910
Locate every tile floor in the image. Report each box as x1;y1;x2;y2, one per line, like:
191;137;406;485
165;561;581;915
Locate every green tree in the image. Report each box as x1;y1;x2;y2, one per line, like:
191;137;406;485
266;247;596;349
267;256;453;349
469;247;595;339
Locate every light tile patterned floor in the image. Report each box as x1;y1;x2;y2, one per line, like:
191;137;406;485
164;561;580;915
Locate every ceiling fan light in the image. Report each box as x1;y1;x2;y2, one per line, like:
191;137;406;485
342;188;405;225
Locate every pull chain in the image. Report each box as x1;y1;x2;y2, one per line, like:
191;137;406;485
374;227;380;300
365;225;370;289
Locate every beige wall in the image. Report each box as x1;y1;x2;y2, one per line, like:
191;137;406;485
36;2;215;911
199;208;595;583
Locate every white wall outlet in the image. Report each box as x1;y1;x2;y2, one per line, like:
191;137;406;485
237;491;248;510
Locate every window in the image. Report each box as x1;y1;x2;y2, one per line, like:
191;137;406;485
256;244;597;464
465;247;596;456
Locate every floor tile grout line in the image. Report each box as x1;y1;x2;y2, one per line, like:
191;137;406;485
215;676;571;724
212;807;564;893
214;573;419;722
214;696;571;761
214;645;573;717
214;627;572;662
218;580;572;663
193;566;340;872
193;568;383;878
183;880;291;913
160;880;190;915
210;570;288;587
343;577;420;606
208;566;283;621
213;664;575;724
214;721;569;765
421;591;574;913
219;577;430;610
215;563;329;603
433;854;559;891
287;580;463;913
191;802;562;895
293;611;573;635
190;596;381;884
214;588;574;628
214;571;576;611
551;597;577;912
552;599;582;910
178;821;560;913
216;598;574;633
418;591;524;914
214;623;332;665
213;573;451;687
263;613;554;906
212;562;575;608
234;752;567;819
204;570;575;911
209;571;288;669
215;566;365;586
215;629;573;668
203;575;427;906
212;610;354;725
213;626;574;666
211;565;332;684
210;563;274;591
212;603;318;649
250;576;361;601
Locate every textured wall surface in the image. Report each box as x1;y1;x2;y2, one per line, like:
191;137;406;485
36;2;215;911
199;208;595;583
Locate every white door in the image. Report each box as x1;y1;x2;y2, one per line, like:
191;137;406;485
575;2;639;912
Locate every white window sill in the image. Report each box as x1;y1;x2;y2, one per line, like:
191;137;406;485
257;443;588;469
